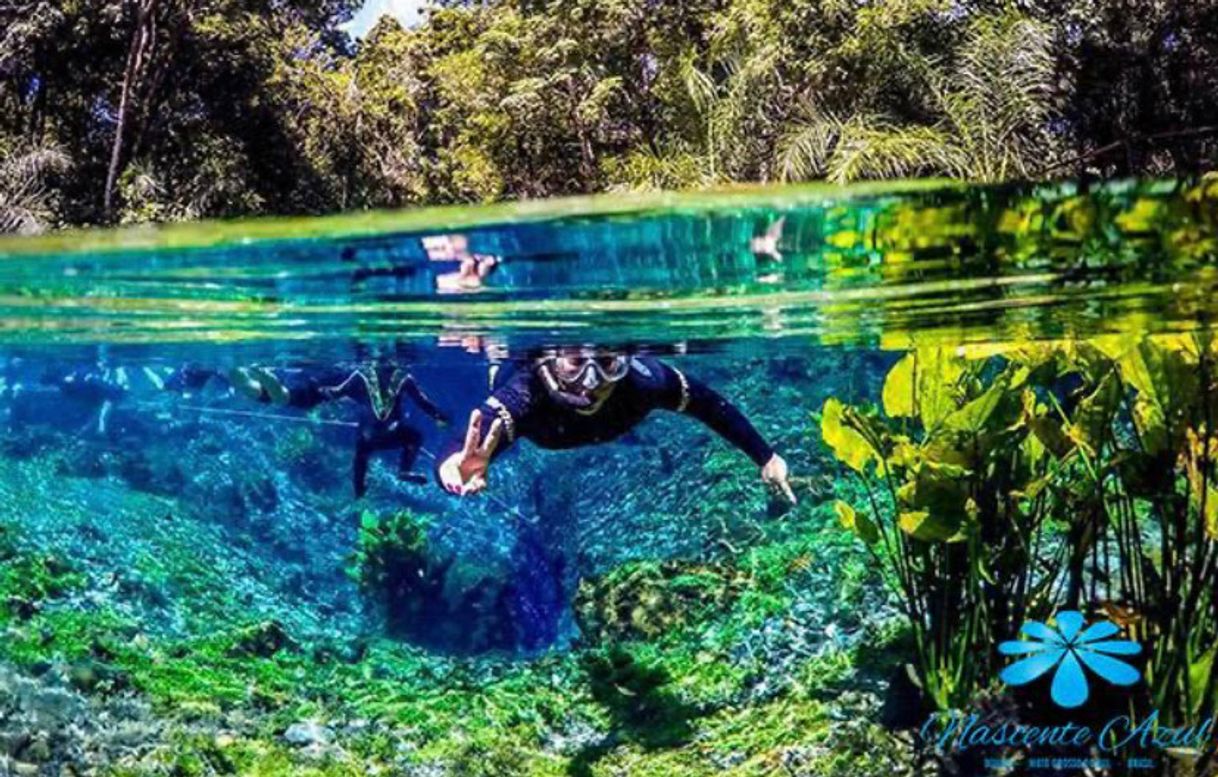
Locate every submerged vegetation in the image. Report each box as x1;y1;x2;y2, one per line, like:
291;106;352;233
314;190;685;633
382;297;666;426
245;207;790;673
2;0;1218;231
824;335;1218;738
0;464;902;775
0;346;918;775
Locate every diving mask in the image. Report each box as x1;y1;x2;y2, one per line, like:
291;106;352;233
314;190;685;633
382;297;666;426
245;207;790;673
547;352;630;388
537;350;630;411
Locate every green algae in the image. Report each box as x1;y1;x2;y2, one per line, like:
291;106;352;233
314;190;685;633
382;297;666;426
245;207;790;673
0;553;84;621
0;497;904;775
0;344;911;775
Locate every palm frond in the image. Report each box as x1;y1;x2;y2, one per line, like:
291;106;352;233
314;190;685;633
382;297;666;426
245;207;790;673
679;56;717;117
778;9;1058;184
0;145;69;185
776;102;847;182
953;12;1055;179
0;141;69;234
827;122;957;184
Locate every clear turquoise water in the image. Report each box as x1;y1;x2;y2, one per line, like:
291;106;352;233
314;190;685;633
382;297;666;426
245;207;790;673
1;178;1212;651
0;179;1215;774
2;180;1212;355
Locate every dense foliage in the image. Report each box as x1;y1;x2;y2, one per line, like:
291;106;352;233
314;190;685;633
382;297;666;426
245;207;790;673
2;0;1217;232
825;335;1218;738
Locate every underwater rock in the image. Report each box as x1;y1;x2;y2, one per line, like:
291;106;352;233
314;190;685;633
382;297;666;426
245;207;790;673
0;668;85;728
18;733;51;762
65;658;132;696
0;666;87;772
540;718;606;757
283;720;334;747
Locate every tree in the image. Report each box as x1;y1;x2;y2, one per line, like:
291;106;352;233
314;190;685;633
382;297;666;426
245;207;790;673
1;0;1216;228
0;139;69;233
777;11;1058;183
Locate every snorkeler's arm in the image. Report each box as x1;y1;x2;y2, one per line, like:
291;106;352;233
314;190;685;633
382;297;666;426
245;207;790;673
402;375;451;424
291;366;362;407
653;362;775;467
434;369;536;489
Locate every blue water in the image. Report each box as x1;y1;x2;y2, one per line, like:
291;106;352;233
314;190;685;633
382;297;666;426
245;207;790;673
1;179;1213;657
2;179;1218;775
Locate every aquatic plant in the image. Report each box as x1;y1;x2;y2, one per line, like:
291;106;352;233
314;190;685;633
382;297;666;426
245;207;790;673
1053;335;1218;728
347;509;447;635
822;345;1064;709
574;559;747;642
823;334;1218;733
0;529;84;621
349;509;548;653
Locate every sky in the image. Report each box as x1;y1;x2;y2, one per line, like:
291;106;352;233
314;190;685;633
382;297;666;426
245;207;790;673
341;0;427;38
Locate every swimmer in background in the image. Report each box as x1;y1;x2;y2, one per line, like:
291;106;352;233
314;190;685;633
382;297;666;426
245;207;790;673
231;358;451;498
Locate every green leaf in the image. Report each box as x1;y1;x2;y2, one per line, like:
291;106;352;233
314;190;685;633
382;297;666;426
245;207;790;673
899;461;970;520
916;349;967;429
835;500;879;545
1066;372;1118;453
1188;644;1217;715
944;378;1005;432
1026;415;1073;459
821;398;875;474
898;510;959;542
881;349;967;428
359;511;380;531
1111;338;1200;454
882;353;916;418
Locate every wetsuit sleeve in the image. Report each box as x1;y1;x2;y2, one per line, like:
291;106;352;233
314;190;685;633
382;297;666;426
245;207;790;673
433;369;536;480
281;366;351;409
652;361;775;467
402;375;450;423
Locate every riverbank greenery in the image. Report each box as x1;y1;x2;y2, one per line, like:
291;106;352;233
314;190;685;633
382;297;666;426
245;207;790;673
2;0;1217;232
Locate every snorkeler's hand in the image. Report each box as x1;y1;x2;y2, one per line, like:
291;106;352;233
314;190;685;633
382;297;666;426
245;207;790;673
439;409;503;496
761;454;796;505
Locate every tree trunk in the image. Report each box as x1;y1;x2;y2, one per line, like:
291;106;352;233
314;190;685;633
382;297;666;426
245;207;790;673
104;0;158;218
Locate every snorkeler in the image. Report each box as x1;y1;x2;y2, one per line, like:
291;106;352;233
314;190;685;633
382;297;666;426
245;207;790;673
42;360;132;435
231;360;451;497
436;348;796;504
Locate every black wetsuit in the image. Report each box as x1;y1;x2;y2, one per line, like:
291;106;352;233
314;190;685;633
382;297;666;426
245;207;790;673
272;364;449;497
55;368;128;404
164;363;227;394
439;356;773;472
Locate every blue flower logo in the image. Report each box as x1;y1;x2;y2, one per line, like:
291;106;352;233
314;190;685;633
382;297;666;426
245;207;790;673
998;611;1141;708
